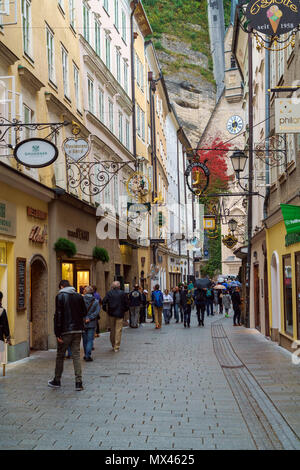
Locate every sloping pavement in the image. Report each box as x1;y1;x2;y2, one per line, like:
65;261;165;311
0;311;299;450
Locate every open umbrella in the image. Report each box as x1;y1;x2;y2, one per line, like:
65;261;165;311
230;281;241;287
195;278;211;289
214;284;226;290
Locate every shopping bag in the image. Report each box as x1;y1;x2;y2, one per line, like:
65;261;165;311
147;304;152;318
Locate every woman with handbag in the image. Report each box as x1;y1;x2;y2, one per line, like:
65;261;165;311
0;291;10;343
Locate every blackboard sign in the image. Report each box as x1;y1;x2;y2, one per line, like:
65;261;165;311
16;258;26;311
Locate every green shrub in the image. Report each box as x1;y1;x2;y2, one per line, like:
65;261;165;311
93;247;110;263
54;238;77;258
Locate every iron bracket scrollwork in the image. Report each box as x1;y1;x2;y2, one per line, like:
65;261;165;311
66;157;134;197
0;117;70;150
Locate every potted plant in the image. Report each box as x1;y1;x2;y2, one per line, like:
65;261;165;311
93;247;109;263
54;238;77;258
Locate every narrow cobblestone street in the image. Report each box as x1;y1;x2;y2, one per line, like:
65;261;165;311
1;312;300;450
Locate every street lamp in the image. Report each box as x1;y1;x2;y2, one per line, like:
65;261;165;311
228;218;238;234
230;150;248;176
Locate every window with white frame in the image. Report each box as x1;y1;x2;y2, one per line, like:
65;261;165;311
137;104;141;137
22;0;32;57
118;111;123;143
125;119;130;150
114;175;119;213
123;59;128;94
114;0;119;30
73;64;80;111
116;49;121;83
105;34;111;70
83;2;90;43
23;104;33;140
141;109;145;142
46;25;55;83
87;77;94;113
69;0;75;29
58;0;64;13
121;10;126;42
61;45;69;98
108;99;114;132
136;54;140;88
103;0;108;14
98;87;104;122
94;17;101;57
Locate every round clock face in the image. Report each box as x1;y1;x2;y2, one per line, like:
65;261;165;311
227;115;243;134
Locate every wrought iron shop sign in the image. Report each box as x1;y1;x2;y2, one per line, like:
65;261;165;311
245;0;300;36
14;138;59;168
63;137;90;162
222;234;238;249
275;98;300;134
185;161;210;197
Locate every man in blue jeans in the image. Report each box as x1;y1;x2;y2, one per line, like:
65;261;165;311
206;288;214;316
82;286;101;361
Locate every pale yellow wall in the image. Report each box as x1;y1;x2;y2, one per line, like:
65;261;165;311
266;220;300;341
0;182;49;346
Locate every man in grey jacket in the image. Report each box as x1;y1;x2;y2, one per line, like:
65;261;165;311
82;286;101;362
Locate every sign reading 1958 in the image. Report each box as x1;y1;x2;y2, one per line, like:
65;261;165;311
246;0;300;36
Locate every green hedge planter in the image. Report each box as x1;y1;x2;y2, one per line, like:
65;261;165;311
93;247;110;263
54;238;77;258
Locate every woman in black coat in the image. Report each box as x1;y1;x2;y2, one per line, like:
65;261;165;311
0;291;10;342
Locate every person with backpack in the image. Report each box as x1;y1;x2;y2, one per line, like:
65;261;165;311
180;285;194;328
206;286;214;316
151;284;164;329
128;284;143;328
194;287;206;326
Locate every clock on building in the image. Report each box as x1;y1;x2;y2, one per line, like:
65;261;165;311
227;115;243;134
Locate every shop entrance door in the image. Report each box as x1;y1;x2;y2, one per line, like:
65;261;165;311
77;270;90;294
30;258;48;351
254;264;260;330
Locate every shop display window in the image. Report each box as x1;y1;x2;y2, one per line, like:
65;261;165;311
295;253;300;339
62;263;74;287
0;242;7;265
77;270;90;294
283;255;293;336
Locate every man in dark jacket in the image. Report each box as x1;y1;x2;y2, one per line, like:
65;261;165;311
232;287;242;326
102;281;129;352
48;280;87;391
180;285;193;328
194;288;206;327
128;284;142;328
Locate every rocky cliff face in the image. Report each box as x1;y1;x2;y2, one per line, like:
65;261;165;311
157;34;216;148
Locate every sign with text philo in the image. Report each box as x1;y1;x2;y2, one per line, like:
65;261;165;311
63;138;89;162
0;200;16;237
246;0;300;36
14;138;59;168
275;98;300;133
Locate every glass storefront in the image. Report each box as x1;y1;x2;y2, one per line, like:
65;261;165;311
61;263;74;287
77;270;90;294
296;253;300;340
283;255;293;336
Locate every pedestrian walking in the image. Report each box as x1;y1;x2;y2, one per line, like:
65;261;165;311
48;280;87;391
151;284;164;329
139;289;147;324
193;287;206;326
232;287;242;326
222;290;232;318
206;286;214;316
218;291;223;315
163;289;173;324
93;285;101;338
181;285;193;328
128;284;143;328
0;291;10;343
82;286;101;362
173;287;181;323
102;281;129;352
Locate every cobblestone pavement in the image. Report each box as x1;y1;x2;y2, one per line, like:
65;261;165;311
1;311;300;450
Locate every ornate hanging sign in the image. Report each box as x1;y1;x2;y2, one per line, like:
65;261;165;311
222;233;238;249
245;0;300;36
126;172;152;199
14;138;59;168
185;161;210;197
63;137;90;162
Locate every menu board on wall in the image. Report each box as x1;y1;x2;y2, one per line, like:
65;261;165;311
16;258;26;311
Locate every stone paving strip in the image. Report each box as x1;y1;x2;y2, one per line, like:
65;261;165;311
212;321;300;450
0;313;300;449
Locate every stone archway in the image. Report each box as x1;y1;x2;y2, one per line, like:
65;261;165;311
30;256;48;351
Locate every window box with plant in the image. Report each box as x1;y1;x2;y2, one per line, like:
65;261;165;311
93;247;109;263
54;238;77;258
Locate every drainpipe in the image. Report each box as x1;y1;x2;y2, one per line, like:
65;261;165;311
130;1;139;167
